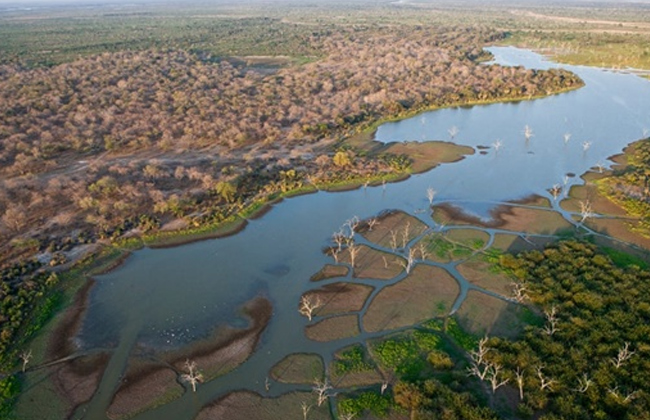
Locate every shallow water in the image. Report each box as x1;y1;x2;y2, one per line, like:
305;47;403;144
65;47;650;419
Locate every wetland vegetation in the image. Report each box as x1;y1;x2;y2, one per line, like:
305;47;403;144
1;1;650;419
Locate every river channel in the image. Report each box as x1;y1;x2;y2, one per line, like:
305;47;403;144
60;47;650;419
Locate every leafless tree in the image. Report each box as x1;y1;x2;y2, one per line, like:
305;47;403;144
515;367;525;400
511;282;528;303
550;184;562;200
543;305;560;336
300;295;322;321
579;200;593;223
595;161;605;173
575;373;593;393
265;376;271;391
417;243;429;260
389;230;398;250
643;127;649;138
486;363;509;393
401;221;411;248
400;248;417;274
367;217;378;231
582;141;592;152
313;379;333;407
563;175;570;186
612;342;635;368
381;381;389;395
19;349;32;373
348;244;360;269
340;413;355;420
301;401;311;420
382;256;389;269
607;386;636;403
492;139;502;153
333;229;346;252
536;365;556;391
426;187;436;205
524;125;534;141
467;336;491;380
344;216;360;239
564;132;571;144
181;359;203;392
448;125;459;140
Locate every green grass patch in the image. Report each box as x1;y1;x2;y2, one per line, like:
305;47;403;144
446;318;479;351
338;391;392;417
333;345;374;376
602;246;649;269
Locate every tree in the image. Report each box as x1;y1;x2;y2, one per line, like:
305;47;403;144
426;187;436;205
299;295;322;321
313;379;333;407
524;125;534;142
19;349;32;373
448;125;459;140
215;181;236;203
333;151;351;167
394;382;426;420
180;359;203;392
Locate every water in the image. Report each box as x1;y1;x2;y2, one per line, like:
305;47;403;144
59;47;650;419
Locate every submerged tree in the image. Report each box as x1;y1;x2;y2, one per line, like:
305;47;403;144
299;295;322;321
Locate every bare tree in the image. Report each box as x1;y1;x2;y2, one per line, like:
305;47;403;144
550;184;562;200
515;367;525;400
543;305;560;336
399;248;417;274
265;376;271;391
575;373;593;393
340;413;355;420
524;125;534;142
381;255;389;269
300;295;322;321
401;221;411;248
511;282;528;303
181;359;203;392
486;363;509;393
612;342;635;369
595;161;605;173
492;139;502;153
579;200;593;223
381;381;389;395
643;127;649;138
333;229;346;252
426;187;436;205
348;244;360;269
467;336;491;380
367;217;378;231
417;243;429;260
301;401;311;420
536;365;556;391
344;216;360;239
448;125;459;140
582;141;592;152
19;349;32;373
313;379;333;407
389;230;398;250
564;132;571;144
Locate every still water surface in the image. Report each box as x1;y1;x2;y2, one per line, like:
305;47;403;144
74;47;650;419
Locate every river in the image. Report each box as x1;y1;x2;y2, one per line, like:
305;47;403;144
38;47;650;420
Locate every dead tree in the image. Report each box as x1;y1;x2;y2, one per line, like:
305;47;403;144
340;413;355;420
595;161;605;173
486;364;509;393
301;401;311;420
524;125;534;141
515;367;525;400
265;377;271;391
575;373;593;393
401;222;411;248
300;295;322;321
389;230;398;250
543;305;560;336
492;139;502;152
417;243;429;260
550;184;562;200
612;342;635;368
536;365;556;391
582;141;592;152
333;229;346;252
19;349;32;373
313;379;333;407
448;125;459;140
579;200;593;223
367;217;378;231
400;248;417;274
564;132;571;144
344;216;360;239
426;187;436;205
181;359;203;392
381;381;389;395
348;244;360;269
467;337;491;380
511;282;528;303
